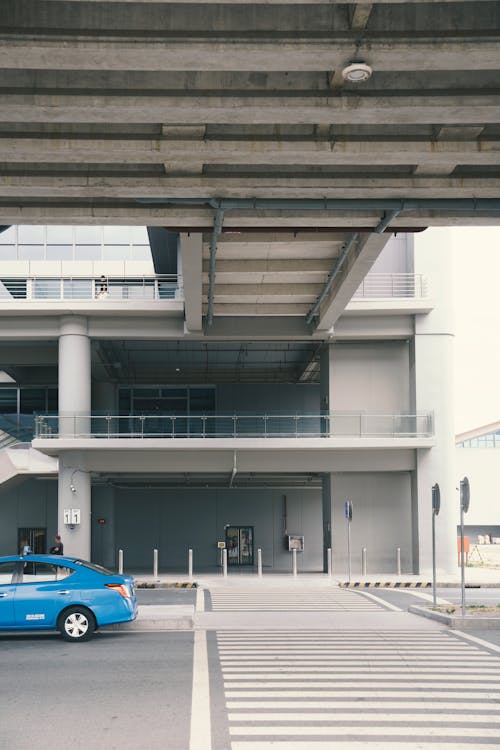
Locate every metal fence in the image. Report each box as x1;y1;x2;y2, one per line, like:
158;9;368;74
0;275;179;301
353;273;427;299
34;412;434;439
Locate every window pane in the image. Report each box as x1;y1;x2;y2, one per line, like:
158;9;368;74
0;227;17;244
46;245;73;260
18;226;44;243
103;245;130;261
75;226;101;244
19;245;44;260
47;388;58;412
0;388;17;413
190;388;215;413
130;245;152;261
0;561;16;584
131;227;149;243
0;246;17;259
75;245;102;261
103;226;131;243
47;226;73;243
119;389;131;413
20;388;47;414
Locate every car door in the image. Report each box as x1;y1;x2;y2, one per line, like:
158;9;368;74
14;560;74;628
0;561;17;627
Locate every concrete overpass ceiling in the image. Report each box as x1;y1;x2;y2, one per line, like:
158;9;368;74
1;1;500;332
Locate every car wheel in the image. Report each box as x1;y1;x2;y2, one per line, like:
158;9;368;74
58;606;96;642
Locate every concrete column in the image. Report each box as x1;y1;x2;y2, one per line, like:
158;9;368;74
58;316;92;559
322;475;333;573
320;345;334;572
58;452;91;560
413;229;457;575
59;316;91;436
319;344;334;415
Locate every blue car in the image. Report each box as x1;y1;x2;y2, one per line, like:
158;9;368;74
0;554;137;642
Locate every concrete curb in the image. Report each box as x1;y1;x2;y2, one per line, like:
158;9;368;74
340;582;431;588
409;604;500;630
103;605;195;632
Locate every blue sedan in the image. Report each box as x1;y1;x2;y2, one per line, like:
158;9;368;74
0;554;137;642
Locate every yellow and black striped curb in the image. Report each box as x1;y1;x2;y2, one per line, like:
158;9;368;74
339;581;431;589
137;582;197;589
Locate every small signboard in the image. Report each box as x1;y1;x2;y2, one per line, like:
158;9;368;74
217;541;226;549
344;500;353;522
287;535;304;551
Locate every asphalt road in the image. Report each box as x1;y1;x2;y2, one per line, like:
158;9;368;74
0;631;195;750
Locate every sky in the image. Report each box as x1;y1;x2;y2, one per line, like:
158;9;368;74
422;226;500;435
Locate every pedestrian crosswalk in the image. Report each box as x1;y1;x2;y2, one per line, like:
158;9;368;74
209;587;385;612
217;629;500;749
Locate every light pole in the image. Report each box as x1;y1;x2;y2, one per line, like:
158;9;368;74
431;483;440;607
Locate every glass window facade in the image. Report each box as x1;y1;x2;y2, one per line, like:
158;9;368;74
457;430;500;448
0;386;57;415
0;225;151;262
118;386;215;415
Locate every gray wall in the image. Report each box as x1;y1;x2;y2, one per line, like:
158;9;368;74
0;478;58;555
330;472;413;575
332;342;410;413
111;486;322;572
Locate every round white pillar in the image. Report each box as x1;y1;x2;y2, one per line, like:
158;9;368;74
58;315;91;436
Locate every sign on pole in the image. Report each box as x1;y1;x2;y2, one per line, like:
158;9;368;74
345;500;352;581
459;476;470;617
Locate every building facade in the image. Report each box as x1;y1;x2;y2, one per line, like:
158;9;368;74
0;226;458;576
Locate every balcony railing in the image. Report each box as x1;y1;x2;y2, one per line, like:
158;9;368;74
34;412;434;440
353;273;427;299
0;275;179;301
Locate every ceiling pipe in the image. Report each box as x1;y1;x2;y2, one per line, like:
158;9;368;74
137;197;500;213
165;225;426;234
207;204;224;327
305;233;360;325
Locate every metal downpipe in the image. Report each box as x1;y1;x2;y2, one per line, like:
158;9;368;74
206;205;224;327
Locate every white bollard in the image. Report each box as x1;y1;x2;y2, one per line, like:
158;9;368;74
396;547;401;576
362;546;367;576
153;548;158;579
222;548;228;578
118;548;123;575
188;548;193;580
257;548;262;577
292;548;297;577
327;547;332;576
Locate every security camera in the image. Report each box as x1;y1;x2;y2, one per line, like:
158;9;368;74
70;484;76;493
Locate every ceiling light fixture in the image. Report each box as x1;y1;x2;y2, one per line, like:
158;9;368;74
341;62;373;83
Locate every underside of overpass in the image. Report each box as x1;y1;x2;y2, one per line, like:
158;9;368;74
1;0;500;336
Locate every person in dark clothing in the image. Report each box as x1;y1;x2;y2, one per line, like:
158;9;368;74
50;535;64;555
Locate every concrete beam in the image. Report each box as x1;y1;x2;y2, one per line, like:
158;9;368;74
1;94;499;126
180;232;203;333
1;174;500;200
1;40;498;72
1;138;497;166
314;232;392;331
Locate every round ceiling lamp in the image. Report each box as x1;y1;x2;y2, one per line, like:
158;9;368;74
341;62;373;83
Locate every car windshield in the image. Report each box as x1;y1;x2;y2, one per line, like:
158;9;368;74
74;560;116;576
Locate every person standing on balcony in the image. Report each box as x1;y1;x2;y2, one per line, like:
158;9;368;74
96;275;108;299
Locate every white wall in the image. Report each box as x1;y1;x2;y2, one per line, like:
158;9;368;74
456;448;500;525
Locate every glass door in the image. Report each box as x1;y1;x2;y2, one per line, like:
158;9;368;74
225;526;254;566
17;527;46;555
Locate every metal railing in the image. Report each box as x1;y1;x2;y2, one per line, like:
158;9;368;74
352;273;427;299
34;411;434;439
0;275;179;301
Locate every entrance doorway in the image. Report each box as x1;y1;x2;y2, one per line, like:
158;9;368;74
226;526;254;565
18;527;46;555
